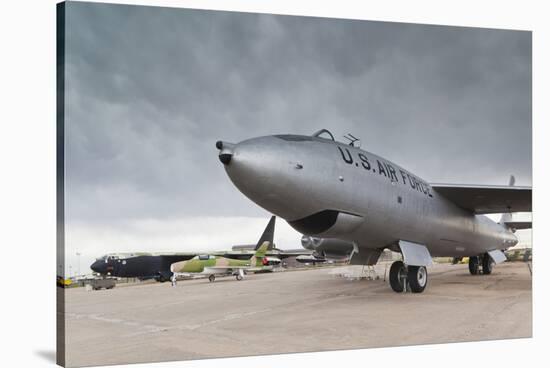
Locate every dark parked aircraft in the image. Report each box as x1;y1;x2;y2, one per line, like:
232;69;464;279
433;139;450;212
90;253;195;282
90;216;308;281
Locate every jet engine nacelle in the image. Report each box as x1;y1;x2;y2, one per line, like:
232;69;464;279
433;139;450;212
262;256;282;266
289;210;362;238
301;235;355;259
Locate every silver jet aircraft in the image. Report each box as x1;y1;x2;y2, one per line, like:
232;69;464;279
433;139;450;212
216;129;532;293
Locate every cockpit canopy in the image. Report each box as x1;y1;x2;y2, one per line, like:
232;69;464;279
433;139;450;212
96;254;120;263
198;255;216;261
312;129;335;141
275;129;360;148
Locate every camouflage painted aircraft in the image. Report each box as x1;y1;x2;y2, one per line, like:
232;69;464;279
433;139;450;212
170;241;271;282
212;216;309;262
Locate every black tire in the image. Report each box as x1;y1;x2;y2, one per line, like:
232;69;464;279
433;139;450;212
389;261;407;292
408;266;428;293
236;274;243;281
482;254;494;275
158;274;170;283
469;256;479;275
208;274;215;282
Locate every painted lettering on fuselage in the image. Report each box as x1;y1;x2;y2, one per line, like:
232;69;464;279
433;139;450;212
336;146;433;197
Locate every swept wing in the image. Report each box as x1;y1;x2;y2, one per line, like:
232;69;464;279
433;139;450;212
431;183;531;214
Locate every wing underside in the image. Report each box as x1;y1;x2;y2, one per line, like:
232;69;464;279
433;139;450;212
222;250;311;260
203;266;264;274
502;221;532;230
431;184;531;214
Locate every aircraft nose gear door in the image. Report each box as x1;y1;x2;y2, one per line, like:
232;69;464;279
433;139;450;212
469;250;505;275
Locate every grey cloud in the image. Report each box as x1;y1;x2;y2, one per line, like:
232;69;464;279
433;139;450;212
63;2;531;225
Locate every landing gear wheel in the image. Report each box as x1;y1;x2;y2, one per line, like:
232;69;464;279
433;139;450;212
482;254;494;275
208;274;215;282
235;274;243;281
389;261;407;292
469;256;480;275
408;266;428;293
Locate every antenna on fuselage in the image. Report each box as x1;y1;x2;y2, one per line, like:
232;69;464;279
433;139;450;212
343;133;361;148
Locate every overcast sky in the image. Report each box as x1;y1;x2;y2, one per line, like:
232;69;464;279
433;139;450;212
62;2;532;275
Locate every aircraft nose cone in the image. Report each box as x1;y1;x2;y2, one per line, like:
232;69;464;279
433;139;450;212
217;136;312;220
91;260;113;274
216;141;234;165
90;260;105;274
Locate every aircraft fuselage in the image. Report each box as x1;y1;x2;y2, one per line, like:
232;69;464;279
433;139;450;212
91;254;194;281
217;134;517;257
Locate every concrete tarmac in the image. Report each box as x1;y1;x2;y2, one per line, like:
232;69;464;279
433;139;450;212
63;262;532;367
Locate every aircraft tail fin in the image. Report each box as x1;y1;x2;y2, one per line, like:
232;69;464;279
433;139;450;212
254;216;276;250
250;241;270;267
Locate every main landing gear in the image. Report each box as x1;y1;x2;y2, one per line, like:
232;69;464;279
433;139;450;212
468;253;494;275
389;261;428;293
235;269;245;281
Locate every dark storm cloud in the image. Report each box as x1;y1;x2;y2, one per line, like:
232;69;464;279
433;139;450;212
64;2;531;224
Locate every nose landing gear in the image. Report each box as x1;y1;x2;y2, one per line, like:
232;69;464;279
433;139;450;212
469;253;494;275
235;269;245;281
468;256;480;275
389;261;428;293
482;254;494;274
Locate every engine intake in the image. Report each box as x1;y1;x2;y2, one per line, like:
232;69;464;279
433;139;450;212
289;210;362;237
